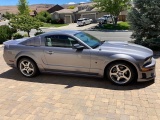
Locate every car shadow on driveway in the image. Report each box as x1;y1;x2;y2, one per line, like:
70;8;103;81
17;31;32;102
0;69;154;90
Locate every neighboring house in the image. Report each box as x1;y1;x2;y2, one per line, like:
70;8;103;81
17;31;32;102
51;8;78;23
119;10;128;21
51;2;127;24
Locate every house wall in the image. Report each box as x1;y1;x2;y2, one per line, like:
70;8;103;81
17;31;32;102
96;12;109;18
51;10;127;23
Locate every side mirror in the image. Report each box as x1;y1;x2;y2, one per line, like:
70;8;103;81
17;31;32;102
73;44;84;50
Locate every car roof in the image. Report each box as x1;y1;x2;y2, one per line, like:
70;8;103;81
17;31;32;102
40;30;81;36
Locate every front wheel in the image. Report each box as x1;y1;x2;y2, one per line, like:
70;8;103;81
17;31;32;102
106;62;136;85
18;58;38;77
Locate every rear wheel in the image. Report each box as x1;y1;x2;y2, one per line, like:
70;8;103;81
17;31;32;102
18;58;38;77
106;62;136;85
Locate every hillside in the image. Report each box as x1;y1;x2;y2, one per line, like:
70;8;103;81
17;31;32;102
0;4;54;14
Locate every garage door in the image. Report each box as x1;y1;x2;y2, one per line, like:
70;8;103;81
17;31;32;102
82;14;96;22
65;15;72;24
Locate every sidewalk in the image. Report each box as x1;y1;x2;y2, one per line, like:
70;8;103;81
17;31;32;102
0;44;3;47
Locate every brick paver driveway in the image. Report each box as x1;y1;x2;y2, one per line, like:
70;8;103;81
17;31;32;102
0;47;160;120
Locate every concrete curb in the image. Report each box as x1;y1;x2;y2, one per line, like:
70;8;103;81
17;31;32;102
40;27;55;29
84;28;132;32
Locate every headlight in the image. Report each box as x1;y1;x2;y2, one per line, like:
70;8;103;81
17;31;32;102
144;57;152;66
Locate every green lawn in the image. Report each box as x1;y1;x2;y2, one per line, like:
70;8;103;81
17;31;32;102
42;23;68;27
102;22;130;30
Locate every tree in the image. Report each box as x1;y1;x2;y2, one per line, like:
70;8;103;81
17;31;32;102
36;11;52;23
9;15;43;37
127;0;160;51
93;0;131;25
18;0;30;15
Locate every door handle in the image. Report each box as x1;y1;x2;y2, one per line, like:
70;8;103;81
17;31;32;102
46;51;54;55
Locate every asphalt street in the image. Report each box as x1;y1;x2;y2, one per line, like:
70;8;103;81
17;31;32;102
0;20;132;42
28;29;133;42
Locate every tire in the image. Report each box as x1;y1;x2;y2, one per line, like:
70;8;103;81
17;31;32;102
18;58;38;77
105;62;136;85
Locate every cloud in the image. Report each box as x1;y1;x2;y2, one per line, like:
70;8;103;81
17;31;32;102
68;2;76;5
80;2;85;3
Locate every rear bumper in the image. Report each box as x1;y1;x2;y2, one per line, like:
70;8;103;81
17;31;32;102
3;52;15;68
137;58;156;82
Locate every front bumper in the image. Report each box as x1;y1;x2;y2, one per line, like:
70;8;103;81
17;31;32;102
137;58;156;82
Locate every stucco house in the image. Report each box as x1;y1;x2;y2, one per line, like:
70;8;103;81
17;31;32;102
51;2;127;24
51;8;78;23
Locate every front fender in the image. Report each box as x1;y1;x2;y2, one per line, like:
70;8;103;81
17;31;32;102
102;54;140;74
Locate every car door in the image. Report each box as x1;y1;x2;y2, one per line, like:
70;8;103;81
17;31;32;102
43;35;91;73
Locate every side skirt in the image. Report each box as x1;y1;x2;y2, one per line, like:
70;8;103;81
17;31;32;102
42;69;102;78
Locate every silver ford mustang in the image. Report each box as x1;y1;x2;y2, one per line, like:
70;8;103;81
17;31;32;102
3;30;156;85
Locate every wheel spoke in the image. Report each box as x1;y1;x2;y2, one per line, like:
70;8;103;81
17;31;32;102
122;76;129;81
21;61;26;67
27;62;31;67
26;70;30;74
117;77;121;81
21;68;26;72
28;68;34;72
116;65;120;71
122;68;129;73
110;72;117;76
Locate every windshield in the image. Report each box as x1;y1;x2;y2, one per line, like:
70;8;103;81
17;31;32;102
74;32;102;49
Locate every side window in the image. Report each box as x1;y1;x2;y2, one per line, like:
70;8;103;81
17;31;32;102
45;35;78;48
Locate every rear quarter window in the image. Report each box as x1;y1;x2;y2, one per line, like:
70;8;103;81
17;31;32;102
20;37;41;46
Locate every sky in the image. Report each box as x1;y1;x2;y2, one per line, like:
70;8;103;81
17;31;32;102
0;0;90;6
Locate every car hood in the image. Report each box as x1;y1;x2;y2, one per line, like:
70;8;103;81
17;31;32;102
99;41;153;57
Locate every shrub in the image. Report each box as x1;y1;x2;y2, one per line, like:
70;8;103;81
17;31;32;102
51;19;57;24
34;31;45;36
12;33;24;40
51;19;64;24
103;22;130;30
135;38;160;51
128;0;160;51
23;34;28;37
0;25;16;44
